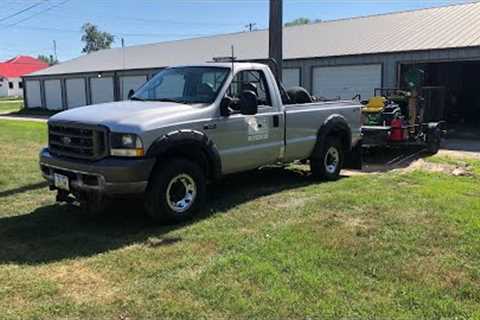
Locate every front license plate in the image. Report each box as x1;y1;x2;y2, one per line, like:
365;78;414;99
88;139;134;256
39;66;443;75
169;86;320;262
54;173;70;191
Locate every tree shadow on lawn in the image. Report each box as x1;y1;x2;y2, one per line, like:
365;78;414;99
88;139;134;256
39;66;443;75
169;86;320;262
0;166;319;265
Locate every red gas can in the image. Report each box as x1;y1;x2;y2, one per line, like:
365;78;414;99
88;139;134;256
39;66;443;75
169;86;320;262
389;119;406;142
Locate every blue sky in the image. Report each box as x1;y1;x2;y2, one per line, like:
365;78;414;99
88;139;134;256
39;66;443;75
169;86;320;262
0;0;471;62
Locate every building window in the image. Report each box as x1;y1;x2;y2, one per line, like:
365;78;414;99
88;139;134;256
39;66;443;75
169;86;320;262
9;82;14;89
19;81;23;89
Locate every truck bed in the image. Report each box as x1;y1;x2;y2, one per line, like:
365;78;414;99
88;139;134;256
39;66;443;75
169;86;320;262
283;100;362;161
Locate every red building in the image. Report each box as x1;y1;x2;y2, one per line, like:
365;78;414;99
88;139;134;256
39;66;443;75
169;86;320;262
0;56;48;97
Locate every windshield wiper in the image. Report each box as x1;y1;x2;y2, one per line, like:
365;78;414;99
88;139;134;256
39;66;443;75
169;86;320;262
130;96;145;101
154;98;184;103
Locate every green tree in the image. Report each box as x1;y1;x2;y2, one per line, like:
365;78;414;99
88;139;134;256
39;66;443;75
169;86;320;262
81;23;114;54
37;54;58;66
285;17;321;27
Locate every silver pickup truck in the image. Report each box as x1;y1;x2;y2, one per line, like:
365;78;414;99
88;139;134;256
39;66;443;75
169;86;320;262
40;62;362;223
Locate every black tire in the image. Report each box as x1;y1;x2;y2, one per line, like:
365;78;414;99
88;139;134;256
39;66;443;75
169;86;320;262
426;129;441;155
287;87;313;104
145;158;206;224
310;137;344;181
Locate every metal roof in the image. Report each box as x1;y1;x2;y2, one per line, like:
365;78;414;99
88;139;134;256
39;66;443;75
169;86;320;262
0;56;48;78
30;1;480;77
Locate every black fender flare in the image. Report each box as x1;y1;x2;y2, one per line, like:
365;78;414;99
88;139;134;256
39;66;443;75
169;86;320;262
422;121;446;134
146;129;222;180
311;115;352;159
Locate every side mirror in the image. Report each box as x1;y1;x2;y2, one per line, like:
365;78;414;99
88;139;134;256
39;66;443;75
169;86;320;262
240;90;258;115
128;89;135;99
220;96;232;117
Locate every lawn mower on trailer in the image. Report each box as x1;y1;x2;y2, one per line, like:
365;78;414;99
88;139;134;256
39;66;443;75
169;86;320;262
361;86;446;155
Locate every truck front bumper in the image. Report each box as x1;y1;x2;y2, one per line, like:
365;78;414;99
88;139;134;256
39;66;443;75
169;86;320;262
39;148;156;196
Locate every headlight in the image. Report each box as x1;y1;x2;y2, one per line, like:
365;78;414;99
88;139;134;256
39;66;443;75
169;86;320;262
110;133;145;157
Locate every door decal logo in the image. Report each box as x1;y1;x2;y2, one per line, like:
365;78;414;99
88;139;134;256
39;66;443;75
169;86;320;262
246;116;269;141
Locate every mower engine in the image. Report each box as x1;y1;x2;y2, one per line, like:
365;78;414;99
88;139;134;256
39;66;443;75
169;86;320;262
361;87;445;154
362;95;406;145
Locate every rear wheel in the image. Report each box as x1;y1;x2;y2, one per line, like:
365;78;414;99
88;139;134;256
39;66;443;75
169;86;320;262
145;158;206;224
310;137;344;181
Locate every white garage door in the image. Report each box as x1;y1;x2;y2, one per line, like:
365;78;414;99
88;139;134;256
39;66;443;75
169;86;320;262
25;80;42;108
44;79;63;110
120;75;147;100
90;77;114;104
282;68;301;89
312;64;382;100
66;78;86;109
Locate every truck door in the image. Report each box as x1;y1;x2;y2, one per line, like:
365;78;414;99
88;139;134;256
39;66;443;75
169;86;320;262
212;69;284;174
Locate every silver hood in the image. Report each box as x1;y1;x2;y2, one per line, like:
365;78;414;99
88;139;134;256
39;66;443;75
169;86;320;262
48;101;203;132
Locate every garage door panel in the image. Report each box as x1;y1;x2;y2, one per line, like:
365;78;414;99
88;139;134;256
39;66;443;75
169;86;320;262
282;68;301;89
90;77;114;104
312;65;382;100
66;78;86;109
44;79;63;110
120;75;147;100
25;80;42;108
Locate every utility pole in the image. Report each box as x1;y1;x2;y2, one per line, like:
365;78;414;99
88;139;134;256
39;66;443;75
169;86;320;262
269;0;283;81
245;22;257;32
53;40;57;61
121;37;126;70
121;37;127;99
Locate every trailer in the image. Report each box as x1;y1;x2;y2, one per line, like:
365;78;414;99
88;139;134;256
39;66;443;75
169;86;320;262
361;87;445;154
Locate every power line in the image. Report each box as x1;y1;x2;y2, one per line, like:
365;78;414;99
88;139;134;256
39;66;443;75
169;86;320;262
0;23;214;38
88;15;249;27
0;1;46;23
4;0;72;29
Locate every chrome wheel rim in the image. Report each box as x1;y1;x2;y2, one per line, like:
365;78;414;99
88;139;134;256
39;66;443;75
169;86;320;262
166;174;197;213
324;147;340;174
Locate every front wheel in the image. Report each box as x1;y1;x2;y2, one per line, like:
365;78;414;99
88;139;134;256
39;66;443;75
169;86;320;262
310;138;344;181
145;158;206;224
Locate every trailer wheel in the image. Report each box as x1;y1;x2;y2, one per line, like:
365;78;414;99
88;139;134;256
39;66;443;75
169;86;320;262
310;137;344;181
426;128;441;155
145;158;206;224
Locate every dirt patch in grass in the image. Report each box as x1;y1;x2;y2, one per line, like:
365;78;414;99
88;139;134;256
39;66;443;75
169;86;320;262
307;211;378;250
399;159;474;177
38;261;121;305
401;249;473;290
273;195;315;209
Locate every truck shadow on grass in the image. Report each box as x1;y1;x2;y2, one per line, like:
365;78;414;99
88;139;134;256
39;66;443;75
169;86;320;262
0;166;317;265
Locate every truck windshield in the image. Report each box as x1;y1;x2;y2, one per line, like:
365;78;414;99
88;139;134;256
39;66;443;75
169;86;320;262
132;67;229;104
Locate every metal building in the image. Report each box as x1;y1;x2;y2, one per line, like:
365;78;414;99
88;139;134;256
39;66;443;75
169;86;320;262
24;2;480;128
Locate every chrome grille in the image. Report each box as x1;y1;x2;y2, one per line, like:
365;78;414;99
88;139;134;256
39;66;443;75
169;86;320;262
48;123;108;160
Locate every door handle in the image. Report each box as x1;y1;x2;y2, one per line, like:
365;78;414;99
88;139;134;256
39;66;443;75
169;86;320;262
273;115;280;128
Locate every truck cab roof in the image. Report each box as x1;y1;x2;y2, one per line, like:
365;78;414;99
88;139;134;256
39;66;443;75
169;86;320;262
168;62;270;71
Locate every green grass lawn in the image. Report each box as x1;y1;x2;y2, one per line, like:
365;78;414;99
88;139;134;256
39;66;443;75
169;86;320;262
0;96;22;101
0;119;479;320
0;99;58;116
0;99;23;114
